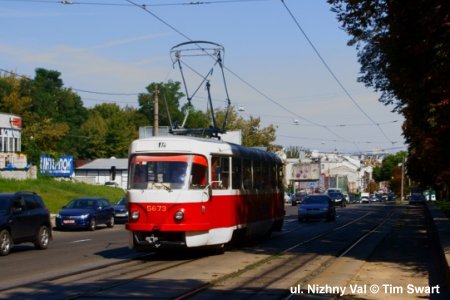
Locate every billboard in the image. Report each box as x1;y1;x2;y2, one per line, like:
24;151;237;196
40;155;74;177
291;163;321;180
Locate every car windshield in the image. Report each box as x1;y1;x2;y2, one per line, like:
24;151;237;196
117;197;127;206
66;199;97;209
303;196;329;205
328;192;341;197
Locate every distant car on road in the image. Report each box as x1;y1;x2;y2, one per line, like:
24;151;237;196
360;192;370;203
298;194;336;222
409;193;426;205
0;192;52;256
369;194;379;202
291;191;307;206
327;191;346;207
55;197;115;231
113;196;128;223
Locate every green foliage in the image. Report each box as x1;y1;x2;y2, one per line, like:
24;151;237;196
138;81;185;126
215;106;277;147
0;178;124;213
327;0;450;198
1;68;279;164
373;151;406;182
435;201;450;219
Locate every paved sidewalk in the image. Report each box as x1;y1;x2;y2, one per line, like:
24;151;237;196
344;203;450;300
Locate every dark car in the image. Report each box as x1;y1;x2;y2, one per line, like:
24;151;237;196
327;191;346;207
409;193;426;205
298;194;336;222
55;197;115;231
291;191;307;206
0;192;52;256
113;197;128;223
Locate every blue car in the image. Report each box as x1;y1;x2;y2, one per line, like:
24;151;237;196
298;194;336;222
113;197;128;223
55;197;115;231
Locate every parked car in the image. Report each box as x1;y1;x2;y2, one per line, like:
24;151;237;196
55;197;115;231
113;196;128;223
409;193;426;205
327;191;346;207
0;192;52;256
360;192;370;203
369;194;379;202
291;191;307;206
298;194;336;222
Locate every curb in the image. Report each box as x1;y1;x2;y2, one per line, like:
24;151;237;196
426;203;450;297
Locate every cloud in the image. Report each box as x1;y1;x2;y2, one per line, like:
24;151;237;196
93;33;170;49
0;42;169;95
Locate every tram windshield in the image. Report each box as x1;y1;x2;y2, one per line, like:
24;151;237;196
129;154;208;190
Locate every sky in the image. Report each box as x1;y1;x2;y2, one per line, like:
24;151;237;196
0;0;406;154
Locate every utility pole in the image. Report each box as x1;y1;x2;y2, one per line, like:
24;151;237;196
153;84;159;137
400;155;405;201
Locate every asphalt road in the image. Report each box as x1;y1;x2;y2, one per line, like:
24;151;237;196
0;223;132;290
1;202;447;299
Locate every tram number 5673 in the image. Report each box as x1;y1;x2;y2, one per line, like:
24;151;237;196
146;205;167;212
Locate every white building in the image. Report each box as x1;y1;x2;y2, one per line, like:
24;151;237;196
74;158;128;190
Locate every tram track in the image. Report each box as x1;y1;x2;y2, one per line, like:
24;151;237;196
0;251;206;299
0;205;398;299
172;206;399;299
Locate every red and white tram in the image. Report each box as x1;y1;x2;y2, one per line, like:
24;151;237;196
125;136;285;251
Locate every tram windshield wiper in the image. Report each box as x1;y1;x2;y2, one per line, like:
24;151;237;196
147;182;172;192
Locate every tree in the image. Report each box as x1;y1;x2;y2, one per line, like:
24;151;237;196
78;110;108;159
215;106;277;147
0;72;32;115
138;81;185;127
79;103;142;159
327;0;450;198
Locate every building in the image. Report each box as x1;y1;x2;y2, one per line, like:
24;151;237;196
0;112;23;167
74;158;128;189
284;150;374;194
0;112;36;179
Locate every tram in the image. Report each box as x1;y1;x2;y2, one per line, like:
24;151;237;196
125;135;285;251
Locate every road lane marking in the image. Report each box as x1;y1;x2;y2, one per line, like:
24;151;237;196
70;239;92;244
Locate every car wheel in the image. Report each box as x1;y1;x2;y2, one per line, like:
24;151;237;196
0;229;12;256
89;218;96;231
35;225;50;250
107;216;115;228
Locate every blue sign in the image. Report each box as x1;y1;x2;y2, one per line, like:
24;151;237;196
40;155;74;177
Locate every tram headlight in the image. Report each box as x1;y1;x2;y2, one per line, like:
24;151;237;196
174;210;184;222
131;210;139;220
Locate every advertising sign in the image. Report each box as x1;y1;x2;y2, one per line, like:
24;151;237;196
40;155;74;177
291;163;321;180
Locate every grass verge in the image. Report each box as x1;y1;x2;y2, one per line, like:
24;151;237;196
0;177;125;213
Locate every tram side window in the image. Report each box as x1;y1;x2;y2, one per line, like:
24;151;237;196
243;159;252;189
253;161;262;189
264;162;273;190
232;157;242;189
190;163;207;189
271;164;277;188
211;156;230;189
277;164;284;189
